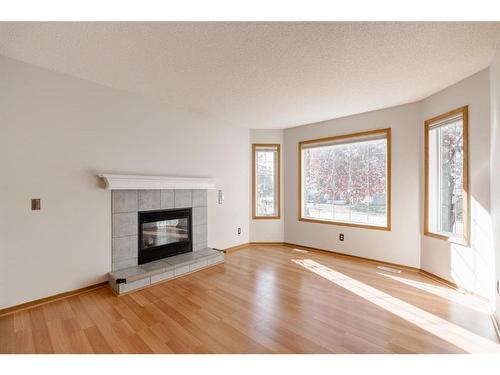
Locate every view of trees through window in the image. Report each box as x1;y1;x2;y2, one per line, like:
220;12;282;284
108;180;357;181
254;145;278;217
301;132;389;227
427;115;465;238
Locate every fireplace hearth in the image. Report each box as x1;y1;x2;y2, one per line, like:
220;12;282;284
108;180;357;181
138;208;192;264
106;185;223;295
110;189;208;272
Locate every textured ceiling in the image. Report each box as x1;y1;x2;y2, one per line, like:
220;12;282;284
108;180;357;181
1;22;499;129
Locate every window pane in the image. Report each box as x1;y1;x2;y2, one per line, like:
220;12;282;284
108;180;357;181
428;117;464;237
302;133;388;227
255;147;278;216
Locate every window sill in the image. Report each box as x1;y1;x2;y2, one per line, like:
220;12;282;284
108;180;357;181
423;231;470;247
299;217;391;231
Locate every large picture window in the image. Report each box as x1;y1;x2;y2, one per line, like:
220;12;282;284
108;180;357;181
299;128;391;230
253;144;280;219
424;106;469;245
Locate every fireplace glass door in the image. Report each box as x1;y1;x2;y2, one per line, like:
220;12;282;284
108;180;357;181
138;208;192;264
142;218;189;249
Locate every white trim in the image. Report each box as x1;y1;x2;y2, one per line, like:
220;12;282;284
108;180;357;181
492;314;500;344
98;174;217;190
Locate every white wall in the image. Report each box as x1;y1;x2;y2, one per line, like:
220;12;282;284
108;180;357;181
249;129;284;242
490;47;500;320
277;68;495;302
420;69;496;302
0;55;250;309
2;52;497;312
283;103;421;268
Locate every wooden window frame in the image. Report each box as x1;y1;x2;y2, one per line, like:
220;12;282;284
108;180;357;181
252;144;281;219
424;106;470;246
298;128;392;231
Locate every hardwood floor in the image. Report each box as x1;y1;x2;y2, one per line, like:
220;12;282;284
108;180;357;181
1;244;499;354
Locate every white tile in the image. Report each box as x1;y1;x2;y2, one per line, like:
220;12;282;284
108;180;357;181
189;260;208;271
151;270;174;284
196;248;219;256
112;235;137;262
119;277;150;293
174;190;192;208
138;259;168;273
207;254;224;265
138;190;161;211
112;212;137;237
193;206;207;226
112;190;138;213
174;264;190;276
112;257;138;271
165;253;192;266
110;265;147;279
192;190;207;207
160;190;175;209
108;280;120;294
193;241;208;251
193;224;207;245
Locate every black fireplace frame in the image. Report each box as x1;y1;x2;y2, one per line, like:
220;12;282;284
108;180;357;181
138;208;192;265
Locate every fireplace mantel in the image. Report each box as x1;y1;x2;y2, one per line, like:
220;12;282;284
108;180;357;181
98;174;217;190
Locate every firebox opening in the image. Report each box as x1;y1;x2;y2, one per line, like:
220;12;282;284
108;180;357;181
138;208;192;265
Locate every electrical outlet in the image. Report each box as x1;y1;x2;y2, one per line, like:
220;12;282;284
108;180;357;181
31;198;41;210
237;227;241;235
339;233;344;241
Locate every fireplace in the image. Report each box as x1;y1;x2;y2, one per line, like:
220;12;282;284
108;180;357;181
138;208;192;265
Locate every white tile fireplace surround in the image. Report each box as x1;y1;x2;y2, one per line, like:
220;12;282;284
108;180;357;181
111;188;211;270
98;175;224;295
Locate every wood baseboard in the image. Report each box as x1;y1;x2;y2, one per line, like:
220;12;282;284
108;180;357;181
225;242;284;251
0;282;108;317
249;241;285;246
282;242;420;273
223;242;251;253
281;242;468;292
419;269;459;290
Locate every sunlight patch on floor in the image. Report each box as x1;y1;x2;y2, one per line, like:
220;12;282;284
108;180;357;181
292;258;500;354
377;272;492;315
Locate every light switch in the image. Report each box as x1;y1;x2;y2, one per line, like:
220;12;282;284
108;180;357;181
218;190;224;204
